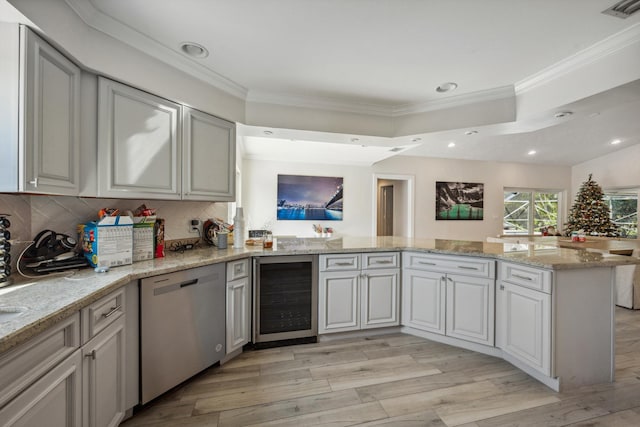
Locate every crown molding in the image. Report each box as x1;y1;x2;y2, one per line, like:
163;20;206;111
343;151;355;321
248;85;516;118
63;0;248;99
515;23;640;94
246;90;395;116
391;85;515;116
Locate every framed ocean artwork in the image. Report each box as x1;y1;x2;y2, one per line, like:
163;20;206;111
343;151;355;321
277;175;343;221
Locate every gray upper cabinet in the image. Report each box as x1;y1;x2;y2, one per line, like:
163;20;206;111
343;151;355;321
182;107;235;201
97;77;182;200
97;77;236;201
0;24;80;195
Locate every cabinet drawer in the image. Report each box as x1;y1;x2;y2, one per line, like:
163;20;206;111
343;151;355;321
0;313;80;408
403;252;495;279
362;252;399;270
320;254;361;271
81;287;125;344
500;262;552;294
227;259;249;281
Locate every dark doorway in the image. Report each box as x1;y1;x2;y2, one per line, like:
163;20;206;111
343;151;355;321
377;185;394;236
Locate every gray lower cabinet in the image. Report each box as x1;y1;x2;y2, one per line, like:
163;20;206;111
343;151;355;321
0;23;81;195
226;259;251;355
0;315;82;426
402;252;495;347
318;252;400;334
0;349;83;426
497;262;552;377
82;318;126;427
0;283;137;427
80;285;129;427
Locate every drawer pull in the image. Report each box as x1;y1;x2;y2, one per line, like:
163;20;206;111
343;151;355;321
102;305;121;318
372;260;393;264
458;266;479;270
335;262;354;266
418;261;436;265
512;274;533;281
85;350;96;360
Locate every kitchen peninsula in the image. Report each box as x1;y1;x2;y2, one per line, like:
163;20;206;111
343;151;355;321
1;236;639;421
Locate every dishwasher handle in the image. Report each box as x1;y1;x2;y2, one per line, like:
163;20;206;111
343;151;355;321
152;278;200;296
180;279;199;288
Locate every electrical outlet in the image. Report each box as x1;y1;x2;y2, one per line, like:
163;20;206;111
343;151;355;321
189;219;201;233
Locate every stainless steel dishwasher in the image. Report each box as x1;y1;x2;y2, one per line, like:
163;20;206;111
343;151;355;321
140;263;225;404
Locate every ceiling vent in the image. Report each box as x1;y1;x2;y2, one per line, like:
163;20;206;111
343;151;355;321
602;0;640;18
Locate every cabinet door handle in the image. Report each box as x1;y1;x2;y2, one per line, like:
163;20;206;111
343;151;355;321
512;274;533;281
102;305;121;318
85;350;96;360
500;284;505;290
458;265;478;270
29;177;38;188
447;277;453;282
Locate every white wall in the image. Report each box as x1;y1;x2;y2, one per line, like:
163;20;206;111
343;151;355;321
374;156;571;240
242;155;572;241
242;159;372;237
572;144;640;195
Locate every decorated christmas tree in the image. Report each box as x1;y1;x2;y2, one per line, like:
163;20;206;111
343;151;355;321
564;174;618;236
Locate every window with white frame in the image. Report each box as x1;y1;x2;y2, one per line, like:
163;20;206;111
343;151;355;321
503;189;562;235
603;190;638;238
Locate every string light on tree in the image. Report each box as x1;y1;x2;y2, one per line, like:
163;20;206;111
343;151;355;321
564;174;618;237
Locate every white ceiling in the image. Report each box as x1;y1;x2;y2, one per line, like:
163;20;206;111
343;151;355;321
10;0;640;165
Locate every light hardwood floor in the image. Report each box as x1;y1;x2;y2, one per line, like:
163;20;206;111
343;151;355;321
122;307;640;426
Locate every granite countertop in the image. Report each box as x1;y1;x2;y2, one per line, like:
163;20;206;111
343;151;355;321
2;236;639;354
491;235;640;256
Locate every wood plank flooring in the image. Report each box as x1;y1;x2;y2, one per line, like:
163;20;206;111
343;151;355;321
121;307;640;426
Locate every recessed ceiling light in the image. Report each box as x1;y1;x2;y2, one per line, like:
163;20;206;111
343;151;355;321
589;112;601;118
411;137;422;142
436;82;458;93
610;139;622;145
263;130;273;135
447;142;456;148
465;130;478;135
180;42;209;58
351;138;360;142
527;150;537;155
554;111;573;119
